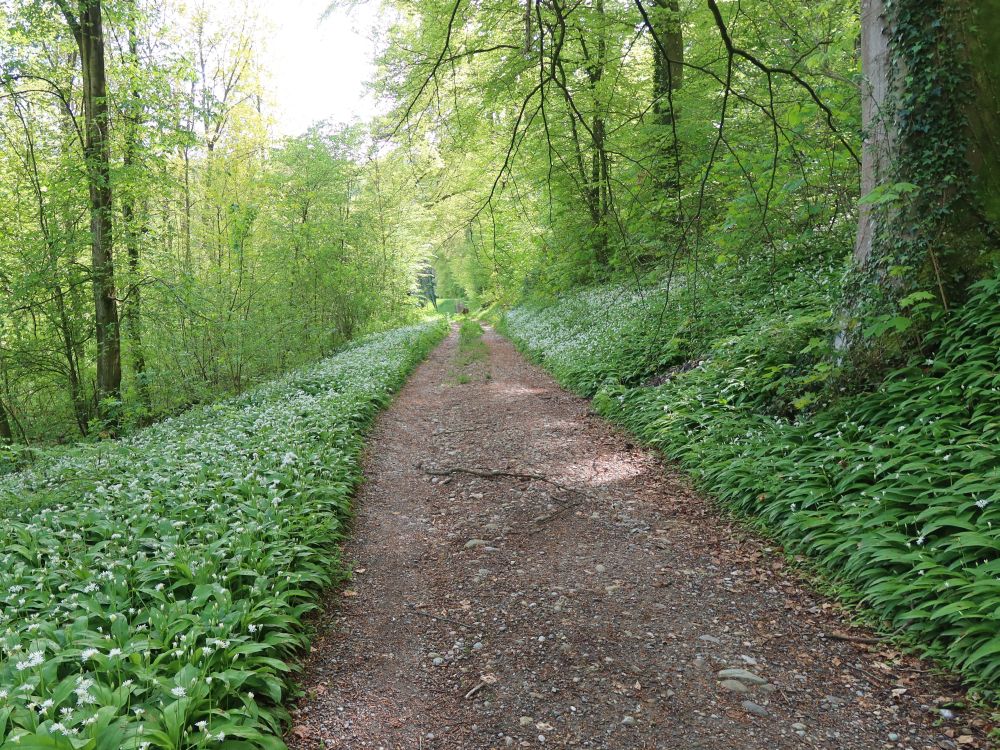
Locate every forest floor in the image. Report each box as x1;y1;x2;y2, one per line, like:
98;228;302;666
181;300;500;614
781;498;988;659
285;327;991;750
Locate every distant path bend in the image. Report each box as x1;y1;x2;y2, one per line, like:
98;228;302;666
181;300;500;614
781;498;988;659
287;327;985;750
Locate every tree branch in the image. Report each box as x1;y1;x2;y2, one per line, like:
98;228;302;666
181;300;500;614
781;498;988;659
705;0;860;165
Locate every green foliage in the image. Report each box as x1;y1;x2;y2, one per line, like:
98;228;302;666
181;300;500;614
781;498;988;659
0;321;446;749
857;181;920;207
379;0;860;306
457;319;484;348
435;299;466;316
0;4;432;443
504;275;1000;699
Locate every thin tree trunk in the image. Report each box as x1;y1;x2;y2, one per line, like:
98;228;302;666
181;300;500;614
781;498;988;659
0;357;15;444
651;0;683;213
589;0;610;266
54;285;90;435
183;145;192;268
122;23;151;413
0;400;13;444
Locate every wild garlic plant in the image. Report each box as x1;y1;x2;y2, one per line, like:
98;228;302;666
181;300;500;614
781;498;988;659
0;322;446;749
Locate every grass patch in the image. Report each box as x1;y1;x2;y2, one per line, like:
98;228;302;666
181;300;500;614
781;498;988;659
501;275;1000;702
0;321;447;748
454;319;488;377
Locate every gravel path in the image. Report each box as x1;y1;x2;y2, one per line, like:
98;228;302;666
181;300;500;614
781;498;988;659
286;327;990;750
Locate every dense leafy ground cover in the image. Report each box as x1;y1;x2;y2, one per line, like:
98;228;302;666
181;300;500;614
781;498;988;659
0;321;446;749
501;277;1000;699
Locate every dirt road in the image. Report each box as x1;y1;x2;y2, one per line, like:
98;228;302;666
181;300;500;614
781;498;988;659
286;327;987;750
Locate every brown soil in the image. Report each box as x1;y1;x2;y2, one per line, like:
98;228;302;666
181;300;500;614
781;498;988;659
286;327;991;750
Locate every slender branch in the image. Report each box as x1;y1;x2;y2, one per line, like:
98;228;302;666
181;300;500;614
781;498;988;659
705;0;859;165
387;0;464;139
52;0;82;44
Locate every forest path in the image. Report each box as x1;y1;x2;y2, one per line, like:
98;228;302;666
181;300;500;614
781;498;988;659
286;327;983;750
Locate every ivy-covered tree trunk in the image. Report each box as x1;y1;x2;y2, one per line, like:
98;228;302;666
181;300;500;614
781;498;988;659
854;0;999;309
965;0;1000;228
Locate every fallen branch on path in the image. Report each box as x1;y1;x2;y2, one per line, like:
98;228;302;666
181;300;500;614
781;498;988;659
464;682;488;700
432;426;483;435
422;464;547;482
464;673;499;700
418;462;596;499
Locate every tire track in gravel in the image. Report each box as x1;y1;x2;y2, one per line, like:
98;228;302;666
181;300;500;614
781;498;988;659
286;326;990;750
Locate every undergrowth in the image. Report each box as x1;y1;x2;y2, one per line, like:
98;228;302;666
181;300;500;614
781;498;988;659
0;320;447;749
501;273;1000;702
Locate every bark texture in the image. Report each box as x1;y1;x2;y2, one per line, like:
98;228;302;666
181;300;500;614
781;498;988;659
854;0;892;268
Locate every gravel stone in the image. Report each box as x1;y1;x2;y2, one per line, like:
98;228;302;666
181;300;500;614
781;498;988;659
720;679;750;693
742;701;770;718
717;668;768;686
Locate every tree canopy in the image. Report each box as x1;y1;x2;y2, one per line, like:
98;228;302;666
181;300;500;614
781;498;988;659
0;0;997;439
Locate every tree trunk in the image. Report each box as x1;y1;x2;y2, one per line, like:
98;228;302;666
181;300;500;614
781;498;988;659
53;284;90;435
0;400;13;444
122;23;152;413
650;0;683;217
965;0;1000;227
651;0;683;124
58;0;122;424
589;0;610;267
183;145;193;268
854;0;892;269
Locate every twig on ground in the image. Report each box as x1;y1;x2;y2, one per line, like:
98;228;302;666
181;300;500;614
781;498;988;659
464;682;488;699
422;464;547;481
826;630;881;645
433;426;483;435
526;503;580;534
405;604;470;628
